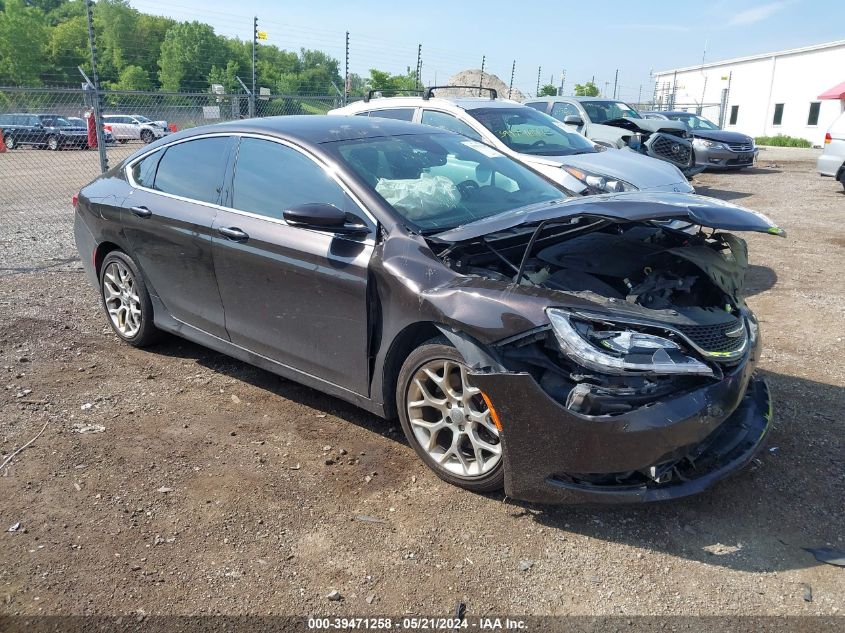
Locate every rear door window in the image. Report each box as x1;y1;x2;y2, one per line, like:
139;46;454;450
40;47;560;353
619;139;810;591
152;137;232;204
550;102;580;121
131;150;163;188
421;110;483;141
367;108;415;121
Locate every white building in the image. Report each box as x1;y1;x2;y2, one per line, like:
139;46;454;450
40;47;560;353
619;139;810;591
653;40;845;145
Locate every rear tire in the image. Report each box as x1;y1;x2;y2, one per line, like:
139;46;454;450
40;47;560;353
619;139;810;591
3;134;15;150
839;170;845;192
397;338;504;493
99;251;161;348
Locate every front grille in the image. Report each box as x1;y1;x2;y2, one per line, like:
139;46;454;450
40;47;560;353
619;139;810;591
726;141;754;152
651;135;693;166
676;321;747;355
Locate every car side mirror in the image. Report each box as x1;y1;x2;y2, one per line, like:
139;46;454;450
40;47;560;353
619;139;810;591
283;203;370;235
563;115;584;127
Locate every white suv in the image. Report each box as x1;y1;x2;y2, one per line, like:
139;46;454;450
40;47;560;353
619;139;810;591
103;114;170;144
329;87;693;196
817;111;845;191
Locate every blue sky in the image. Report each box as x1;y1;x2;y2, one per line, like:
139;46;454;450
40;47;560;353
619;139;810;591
131;0;845;100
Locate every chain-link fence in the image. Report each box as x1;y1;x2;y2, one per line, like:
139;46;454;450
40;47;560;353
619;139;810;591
0;87;339;273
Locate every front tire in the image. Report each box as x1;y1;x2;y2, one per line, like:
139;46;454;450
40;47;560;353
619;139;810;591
397;339;504;493
46;135;59;151
140;129;154;144
99;251;160;347
3;134;15;150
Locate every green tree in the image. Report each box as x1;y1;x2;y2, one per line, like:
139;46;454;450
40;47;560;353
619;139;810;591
0;0;50;86
538;83;558;97
47;13;88;83
158;21;222;92
109;64;151;90
366;68;419;94
93;0;139;85
574;81;599;96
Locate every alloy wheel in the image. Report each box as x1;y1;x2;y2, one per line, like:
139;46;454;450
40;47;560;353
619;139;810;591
102;261;142;338
406;359;501;478
4;135;15;149
47;136;59;151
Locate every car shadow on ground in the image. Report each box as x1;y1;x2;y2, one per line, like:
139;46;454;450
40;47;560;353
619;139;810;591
148;334;844;573
692;185;754;201
743;264;778;297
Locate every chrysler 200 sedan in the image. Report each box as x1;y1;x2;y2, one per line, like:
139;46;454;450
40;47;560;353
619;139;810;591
74;116;781;503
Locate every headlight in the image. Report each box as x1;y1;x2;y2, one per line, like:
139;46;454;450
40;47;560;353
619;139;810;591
693;138;727;150
562;166;638;194
745;310;759;346
546;309;714;376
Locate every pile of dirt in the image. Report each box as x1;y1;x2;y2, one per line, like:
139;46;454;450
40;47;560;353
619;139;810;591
439;69;525;101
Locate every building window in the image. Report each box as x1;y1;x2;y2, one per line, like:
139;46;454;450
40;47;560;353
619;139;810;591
807;102;821;126
729;105;739;125
772;103;784;126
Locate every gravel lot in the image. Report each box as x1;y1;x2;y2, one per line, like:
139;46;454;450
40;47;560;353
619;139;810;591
0;147;843;619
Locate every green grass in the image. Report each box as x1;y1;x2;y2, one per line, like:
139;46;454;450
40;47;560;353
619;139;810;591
754;134;812;148
301;101;334;115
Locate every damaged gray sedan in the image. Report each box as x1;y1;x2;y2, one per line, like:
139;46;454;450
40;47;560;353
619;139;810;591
74;116;781;503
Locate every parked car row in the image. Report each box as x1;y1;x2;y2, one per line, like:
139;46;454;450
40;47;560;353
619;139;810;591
1;113;93;150
74;105;783;504
0;112;170;150
329;89;694;196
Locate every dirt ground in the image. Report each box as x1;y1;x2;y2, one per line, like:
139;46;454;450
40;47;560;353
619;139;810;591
0;147;843;619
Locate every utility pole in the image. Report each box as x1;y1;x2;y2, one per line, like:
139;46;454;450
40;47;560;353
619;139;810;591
416;44;422;90
251;16;258;117
558;69;566;96
508;60;515;99
344;31;350;105
536;66;541;96
479;55;485;96
84;0;107;173
637;84;642;106
612;69;618;99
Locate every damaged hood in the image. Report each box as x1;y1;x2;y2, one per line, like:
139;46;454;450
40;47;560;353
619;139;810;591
531;149;692;192
603;118;688;134
431;192;786;242
692;129;754;144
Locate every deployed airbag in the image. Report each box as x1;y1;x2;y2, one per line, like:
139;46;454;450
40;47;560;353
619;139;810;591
375;173;460;220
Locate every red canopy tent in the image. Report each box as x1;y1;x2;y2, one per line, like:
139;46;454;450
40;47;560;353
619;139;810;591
818;81;845;100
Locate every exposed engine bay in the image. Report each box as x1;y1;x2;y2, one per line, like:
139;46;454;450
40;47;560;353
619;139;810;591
430;217;754;417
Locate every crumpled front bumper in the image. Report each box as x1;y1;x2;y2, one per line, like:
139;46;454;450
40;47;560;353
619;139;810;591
469;359;771;504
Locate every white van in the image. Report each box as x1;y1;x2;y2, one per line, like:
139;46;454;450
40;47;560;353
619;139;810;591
817;111;845;190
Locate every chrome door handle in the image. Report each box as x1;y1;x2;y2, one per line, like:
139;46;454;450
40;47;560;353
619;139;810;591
130;206;151;218
218;226;249;241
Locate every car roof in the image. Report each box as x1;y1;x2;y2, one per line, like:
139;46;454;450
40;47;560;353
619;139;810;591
337;95;525;112
137;115;452;152
646;111;700;116
525;96;631;103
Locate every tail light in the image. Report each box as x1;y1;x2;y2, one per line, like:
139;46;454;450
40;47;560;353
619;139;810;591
72;193;79;208
825;133;832;144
